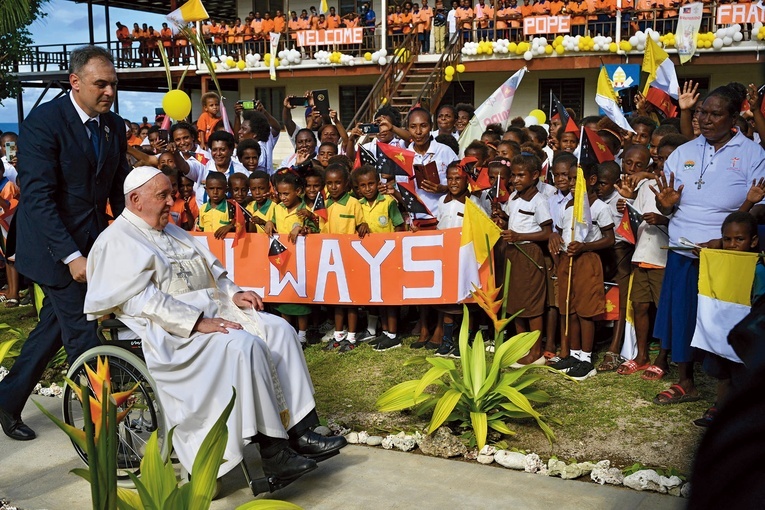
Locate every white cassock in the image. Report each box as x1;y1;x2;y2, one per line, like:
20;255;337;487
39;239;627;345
83;208;315;477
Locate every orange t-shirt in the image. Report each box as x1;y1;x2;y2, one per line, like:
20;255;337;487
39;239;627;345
345;17;358;27
662;0;679;18
401;12;413;33
250;19;263;36
420;6;434;30
326;14;340;28
170;196;199;229
0;180;20;233
262;19;275;34
520;3;534;17
389;14;401;33
161;27;173;46
117;26;130;43
146;30;159;48
197;111;220;146
227;26;237;43
310;16;320;29
458;7;474;29
298;17;311;29
550;0;565;14
567;1;587;23
274;16;286;32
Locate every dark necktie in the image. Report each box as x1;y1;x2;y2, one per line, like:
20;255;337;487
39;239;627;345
86;119;100;159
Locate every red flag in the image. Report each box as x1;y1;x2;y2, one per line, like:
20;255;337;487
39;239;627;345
228;200;246;247
268;236;290;270
645;87;677;118
397;180;431;216
460;157;491;191
579;127;615;168
312;189;328;220
194;152;210;166
376;142;415;178
553;93;579;133
487;176;510;203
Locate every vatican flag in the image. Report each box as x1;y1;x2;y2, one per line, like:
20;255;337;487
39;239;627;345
595;66;635;134
690;249;760;363
167;0;209;30
458;198;502;301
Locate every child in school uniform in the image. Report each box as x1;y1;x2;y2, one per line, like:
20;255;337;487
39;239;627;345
0;166;20;307
246;170;276;232
548;162;615;380
501;153;553;366
196;171;234;237
322;163;370;353
262;172;317;347
352;165;406;351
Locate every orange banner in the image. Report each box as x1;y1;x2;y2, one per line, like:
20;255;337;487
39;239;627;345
523;15;571;36
295;27;364;47
715;3;765;24
194;229;473;305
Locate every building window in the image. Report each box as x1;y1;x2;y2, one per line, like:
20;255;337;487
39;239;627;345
255;87;286;124
538;78;585;122
339;85;373;125
437;81;475;111
339;0;356;15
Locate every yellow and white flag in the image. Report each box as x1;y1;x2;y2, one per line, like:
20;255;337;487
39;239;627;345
595;66;635;134
320;0;329;15
690;249;760;363
642;36;679;98
269;32;281;81
619;274;639;360
458;198;502;301
167;0;209;31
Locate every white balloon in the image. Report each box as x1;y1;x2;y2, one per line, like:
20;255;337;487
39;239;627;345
629;36;639;46
733;31;743;42
379;56;387;65
713;38;724;49
522;50;532;60
379;48;388;57
650;30;660;41
524;115;539;126
754;21;764;32
637;43;645;51
723;36;733;46
733;23;742;32
606;36;612;43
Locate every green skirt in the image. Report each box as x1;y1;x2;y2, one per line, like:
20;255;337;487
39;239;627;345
274;303;312;316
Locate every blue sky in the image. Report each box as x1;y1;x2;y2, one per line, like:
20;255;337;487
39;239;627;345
1;0;168;124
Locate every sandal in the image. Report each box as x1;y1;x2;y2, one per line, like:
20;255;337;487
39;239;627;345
641;365;666;381
693;406;718;428
543;351;557;360
4;298;19;308
653;384;701;405
597;351;622;372
616;360;651;375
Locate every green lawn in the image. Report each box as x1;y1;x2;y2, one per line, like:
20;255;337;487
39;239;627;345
1;306;711;474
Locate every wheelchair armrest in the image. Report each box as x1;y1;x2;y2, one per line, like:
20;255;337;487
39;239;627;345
100;318;127;329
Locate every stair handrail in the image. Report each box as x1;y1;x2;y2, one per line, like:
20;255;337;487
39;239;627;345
413;36;464;114
347;30;421;128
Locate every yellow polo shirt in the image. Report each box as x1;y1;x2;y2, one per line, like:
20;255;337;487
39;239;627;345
359;193;404;233
197;200;231;232
271;200;318;234
246;199;277;225
324;192;365;234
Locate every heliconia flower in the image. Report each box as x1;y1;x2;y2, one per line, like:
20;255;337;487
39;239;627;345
112;384;139;408
492;317;512;334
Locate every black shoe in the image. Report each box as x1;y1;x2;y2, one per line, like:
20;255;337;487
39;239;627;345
424;341;440;350
410;340;428;349
434;342;453;357
290;429;347;459
374;335;402;351
0;406;36;441
567;360;597;381
550;355;579;373
261;446;317;479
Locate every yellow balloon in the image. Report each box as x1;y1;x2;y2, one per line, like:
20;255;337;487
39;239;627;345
364;52;372;61
162;90;192;120
456;63;465;73
445;65;455;75
509;42;518;53
237;60;246;70
226;57;235;67
529;109;546;125
264;53;272;61
545;45;553;54
274;57;280;67
445;74;454;82
555;45;565;55
609;42;617;52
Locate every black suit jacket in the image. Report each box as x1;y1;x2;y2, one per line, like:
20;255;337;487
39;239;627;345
14;94;131;287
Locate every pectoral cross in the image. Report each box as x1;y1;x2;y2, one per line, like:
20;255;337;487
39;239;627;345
695;178;704;190
173;263;193;287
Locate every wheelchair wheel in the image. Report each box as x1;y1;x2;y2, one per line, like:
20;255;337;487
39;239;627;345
62;345;168;487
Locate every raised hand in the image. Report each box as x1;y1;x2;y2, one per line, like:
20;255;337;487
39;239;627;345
678;80;700;112
615;177;637;199
747;83;762;113
747;177;765;204
649;171;683;211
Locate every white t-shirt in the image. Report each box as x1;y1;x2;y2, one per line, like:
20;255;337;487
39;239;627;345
259;132;280;174
447;9;458;33
2;158;17;185
632;178;671;268
404;138;459;219
437;194;489;230
502;191;552;244
560;198;613;248
665;131;765;257
548;189;570;231
536;180;556;198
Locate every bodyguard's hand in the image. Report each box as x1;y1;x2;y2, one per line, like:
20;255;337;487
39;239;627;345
195;317;243;334
68;256;88;283
233;290;265;310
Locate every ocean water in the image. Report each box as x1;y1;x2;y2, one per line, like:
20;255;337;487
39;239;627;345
0;123;19;135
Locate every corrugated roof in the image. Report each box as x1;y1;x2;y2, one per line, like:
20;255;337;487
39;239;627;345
62;0;238;21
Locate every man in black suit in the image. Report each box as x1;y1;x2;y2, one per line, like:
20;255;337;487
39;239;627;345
0;46;131;440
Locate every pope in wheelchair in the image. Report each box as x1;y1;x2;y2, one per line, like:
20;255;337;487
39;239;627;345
83;167;346;484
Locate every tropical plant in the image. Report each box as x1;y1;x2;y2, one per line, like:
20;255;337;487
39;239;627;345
376;306;572;451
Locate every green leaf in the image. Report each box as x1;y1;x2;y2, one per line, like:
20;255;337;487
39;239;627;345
470;411;487;451
126;472;158;510
403;356;428;367
520;388;551;403
424;357;456;370
487;419;516;435
494;386;540;419
498;331;540;368
428;389;463;432
413;397;439;417
139;427;176;506
413;366;451;399
32;398;87;450
469;330;486;399
187;389;238;510
236;500;304;510
458;305;472;390
376;380;422;412
70;467;92;482
514;374;544;391
0;337;19;365
117;487;144;510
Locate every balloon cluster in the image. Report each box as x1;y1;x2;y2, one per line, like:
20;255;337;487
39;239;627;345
277;48;303;66
627;29;660;52
712;24;744;48
244;53;263;68
263;52;281;68
315;50;355;65
756;22;765;41
366;48;389;65
443;63;465;82
658;32;676;48
524;109;546;127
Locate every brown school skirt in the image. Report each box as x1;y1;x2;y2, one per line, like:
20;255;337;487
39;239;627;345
556;251;605;318
544;253;557;308
505;242;546;318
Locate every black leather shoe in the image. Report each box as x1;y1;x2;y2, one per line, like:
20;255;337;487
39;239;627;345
290;430;347;458
261;446;317;480
0;406;36;441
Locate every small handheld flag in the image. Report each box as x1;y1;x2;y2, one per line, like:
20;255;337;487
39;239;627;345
312;190;328;220
376;142;415;178
553;93;578;133
579;126;615;169
268;236;290;269
398;180;432;216
228;199;246;247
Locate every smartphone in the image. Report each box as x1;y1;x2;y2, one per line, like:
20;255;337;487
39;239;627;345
155;107;164;116
360;123;380;134
288;96;309;107
158;129;169;143
237;100;256;110
4;141;16;159
312;89;330;116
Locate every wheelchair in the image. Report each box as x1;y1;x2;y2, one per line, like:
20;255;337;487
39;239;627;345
61;318;325;496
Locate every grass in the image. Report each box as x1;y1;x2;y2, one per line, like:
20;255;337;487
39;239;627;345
1;305;710;474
